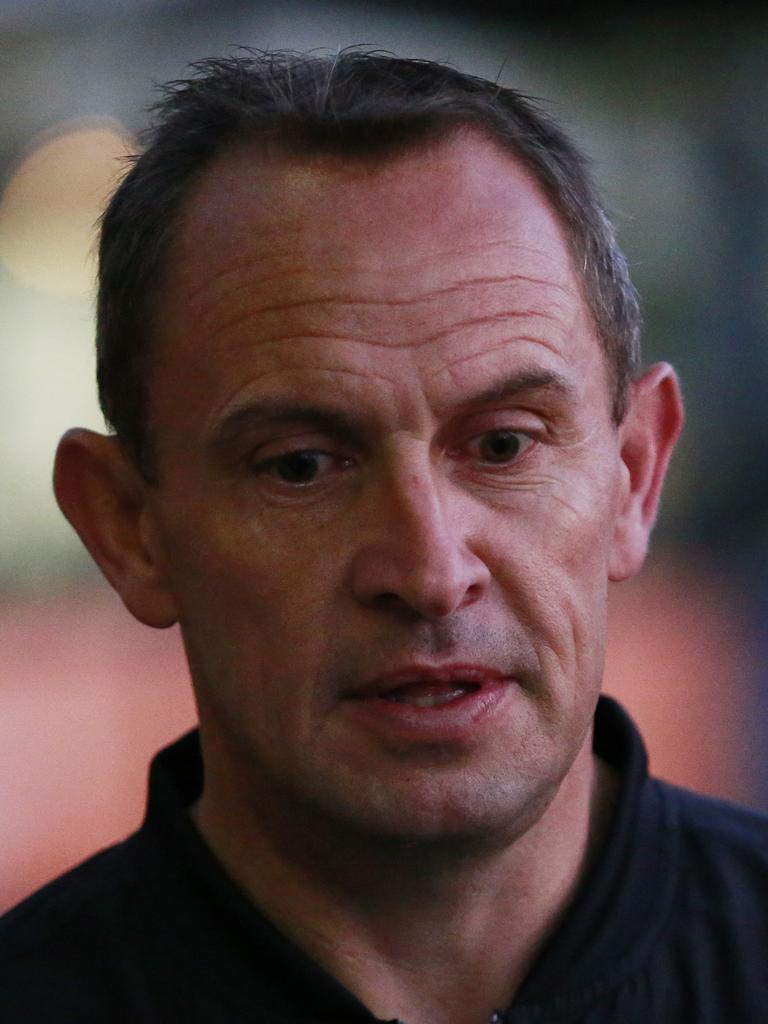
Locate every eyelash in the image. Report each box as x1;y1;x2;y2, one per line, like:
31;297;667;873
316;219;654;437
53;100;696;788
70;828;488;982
472;429;534;465
256;450;344;487
250;429;536;488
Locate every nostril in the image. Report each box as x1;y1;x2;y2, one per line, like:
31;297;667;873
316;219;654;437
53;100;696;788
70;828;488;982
350;532;491;620
370;592;433;624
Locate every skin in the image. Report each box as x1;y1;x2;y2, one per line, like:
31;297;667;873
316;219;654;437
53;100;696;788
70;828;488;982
55;129;682;1024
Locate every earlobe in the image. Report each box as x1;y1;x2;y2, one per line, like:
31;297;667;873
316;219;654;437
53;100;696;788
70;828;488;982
53;429;178;628
608;363;684;582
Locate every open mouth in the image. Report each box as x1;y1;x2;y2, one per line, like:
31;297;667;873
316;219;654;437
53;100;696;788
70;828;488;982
344;665;510;740
349;663;506;707
378;682;481;708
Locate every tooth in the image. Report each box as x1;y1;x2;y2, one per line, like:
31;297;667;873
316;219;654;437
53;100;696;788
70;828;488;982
412;695;440;708
377;682;481;706
399;687;470;708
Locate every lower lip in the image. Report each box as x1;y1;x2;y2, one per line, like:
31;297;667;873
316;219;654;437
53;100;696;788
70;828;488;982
342;680;512;745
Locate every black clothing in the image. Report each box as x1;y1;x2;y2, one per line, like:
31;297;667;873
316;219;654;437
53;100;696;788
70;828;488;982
2;696;768;1022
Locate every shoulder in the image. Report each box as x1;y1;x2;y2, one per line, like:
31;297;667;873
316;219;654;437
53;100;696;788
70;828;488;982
662;779;768;858
658;779;768;920
0;833;150;1018
1;834;140;934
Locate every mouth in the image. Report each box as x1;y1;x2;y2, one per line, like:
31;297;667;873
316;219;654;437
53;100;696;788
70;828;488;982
343;663;511;742
350;663;506;701
379;681;481;708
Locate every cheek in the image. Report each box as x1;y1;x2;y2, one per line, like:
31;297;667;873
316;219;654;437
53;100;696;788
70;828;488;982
170;510;348;699
163;492;333;605
488;473;617;675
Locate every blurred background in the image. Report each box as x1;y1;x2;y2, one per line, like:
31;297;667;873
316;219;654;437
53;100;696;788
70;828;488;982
1;1;767;915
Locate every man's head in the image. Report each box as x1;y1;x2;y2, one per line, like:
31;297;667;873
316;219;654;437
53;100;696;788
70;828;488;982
95;51;641;480
54;52;682;851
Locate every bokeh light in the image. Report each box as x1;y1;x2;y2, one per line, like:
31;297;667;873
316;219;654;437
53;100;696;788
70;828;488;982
0;119;132;295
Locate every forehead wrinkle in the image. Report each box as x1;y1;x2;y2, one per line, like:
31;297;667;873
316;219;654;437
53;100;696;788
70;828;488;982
193;263;575;316
243;274;569;312
437;334;565;378
386;311;568;352
416;238;574;267
204;295;570;354
219;362;398;400
206;310;568;356
218;360;397;395
182;237;575;326
199;235;568;288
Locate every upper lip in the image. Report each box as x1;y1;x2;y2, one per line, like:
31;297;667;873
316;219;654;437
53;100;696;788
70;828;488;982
347;663;509;699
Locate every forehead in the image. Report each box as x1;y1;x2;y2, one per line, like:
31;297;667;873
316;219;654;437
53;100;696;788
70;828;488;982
148;131;605;439
163;131;575;300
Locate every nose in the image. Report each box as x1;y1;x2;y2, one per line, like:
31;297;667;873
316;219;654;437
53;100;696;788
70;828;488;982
348;459;491;620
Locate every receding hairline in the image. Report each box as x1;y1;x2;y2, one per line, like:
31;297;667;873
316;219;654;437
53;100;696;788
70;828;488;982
96;51;641;479
146;122;593;336
142;126;597;382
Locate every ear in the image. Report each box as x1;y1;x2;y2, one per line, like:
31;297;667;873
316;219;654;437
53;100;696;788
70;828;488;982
609;363;684;582
53;428;178;628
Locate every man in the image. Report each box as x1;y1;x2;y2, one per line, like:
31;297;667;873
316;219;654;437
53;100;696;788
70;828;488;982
1;51;766;1023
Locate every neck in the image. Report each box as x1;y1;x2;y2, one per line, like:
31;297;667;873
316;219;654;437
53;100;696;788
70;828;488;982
191;731;618;1024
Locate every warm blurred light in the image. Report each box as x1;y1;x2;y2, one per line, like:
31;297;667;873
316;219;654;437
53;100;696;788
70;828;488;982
0;119;133;295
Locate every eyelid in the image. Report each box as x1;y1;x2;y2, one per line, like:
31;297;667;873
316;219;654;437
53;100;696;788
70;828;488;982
243;429;344;468
462;427;536;461
249;448;350;489
251;448;335;471
445;398;544;436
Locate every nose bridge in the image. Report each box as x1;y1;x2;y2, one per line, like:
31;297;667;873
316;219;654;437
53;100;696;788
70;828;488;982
388;445;449;538
382;436;469;550
349;442;490;618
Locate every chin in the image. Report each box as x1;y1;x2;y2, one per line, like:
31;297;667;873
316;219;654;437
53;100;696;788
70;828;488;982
300;764;559;852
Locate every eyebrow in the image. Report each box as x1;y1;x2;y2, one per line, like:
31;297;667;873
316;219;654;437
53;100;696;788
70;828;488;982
448;368;577;413
208;368;576;451
209;400;370;453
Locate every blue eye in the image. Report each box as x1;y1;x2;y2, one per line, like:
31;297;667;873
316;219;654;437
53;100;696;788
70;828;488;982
476;430;531;463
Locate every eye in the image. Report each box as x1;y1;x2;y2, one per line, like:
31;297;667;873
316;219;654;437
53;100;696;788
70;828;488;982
260;450;336;485
473;429;534;464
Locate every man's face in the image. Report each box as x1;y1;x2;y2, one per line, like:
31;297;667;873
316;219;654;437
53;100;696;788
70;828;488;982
143;132;630;842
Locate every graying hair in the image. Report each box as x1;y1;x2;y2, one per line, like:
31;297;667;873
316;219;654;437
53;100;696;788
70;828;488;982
97;50;641;477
